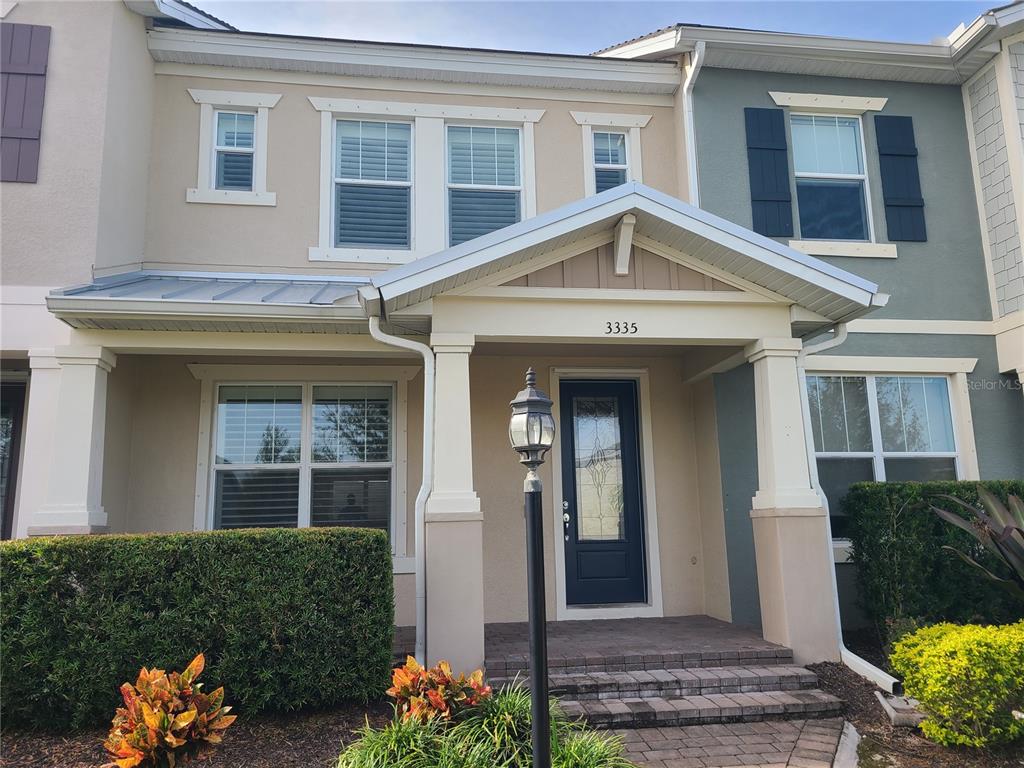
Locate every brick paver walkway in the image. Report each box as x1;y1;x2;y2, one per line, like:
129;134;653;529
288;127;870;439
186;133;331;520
610;717;844;768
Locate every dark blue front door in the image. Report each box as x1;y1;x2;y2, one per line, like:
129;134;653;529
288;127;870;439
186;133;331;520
559;380;647;606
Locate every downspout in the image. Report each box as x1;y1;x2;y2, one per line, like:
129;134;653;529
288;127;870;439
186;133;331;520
681;41;706;206
368;311;433;666
797;323;902;694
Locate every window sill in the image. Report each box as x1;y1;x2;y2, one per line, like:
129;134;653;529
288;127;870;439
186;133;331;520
308;246;420;264
832;538;853;564
789;240;897;259
187;188;277;206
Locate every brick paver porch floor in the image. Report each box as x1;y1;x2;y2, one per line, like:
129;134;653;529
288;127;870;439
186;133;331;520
612;718;844;768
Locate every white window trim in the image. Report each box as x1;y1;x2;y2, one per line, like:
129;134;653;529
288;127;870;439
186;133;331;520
308;97;541;264
770;92;888;114
188;364;419;574
790;112;878;247
332;118;415;252
186;89;281;206
571;112;649;198
445;122;526;248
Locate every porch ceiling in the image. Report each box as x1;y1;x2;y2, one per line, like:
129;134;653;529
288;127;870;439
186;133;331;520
362;183;887;325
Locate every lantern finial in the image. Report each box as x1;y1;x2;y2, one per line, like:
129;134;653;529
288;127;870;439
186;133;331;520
526;367;536;388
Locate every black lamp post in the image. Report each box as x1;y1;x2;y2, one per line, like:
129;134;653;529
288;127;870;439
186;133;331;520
509;367;556;768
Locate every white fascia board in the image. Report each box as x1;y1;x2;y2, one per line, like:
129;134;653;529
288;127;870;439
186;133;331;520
46;296;367;321
124;1;231;30
373;183;881;312
147;29;680;94
594;29;682;60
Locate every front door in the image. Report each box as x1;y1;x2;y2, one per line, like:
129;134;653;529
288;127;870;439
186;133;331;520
560;380;647;606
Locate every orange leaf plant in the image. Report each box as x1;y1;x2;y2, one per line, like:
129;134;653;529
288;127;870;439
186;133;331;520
102;653;236;768
386;656;491;723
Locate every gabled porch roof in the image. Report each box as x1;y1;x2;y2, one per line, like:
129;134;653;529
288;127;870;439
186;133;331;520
361;183;887;324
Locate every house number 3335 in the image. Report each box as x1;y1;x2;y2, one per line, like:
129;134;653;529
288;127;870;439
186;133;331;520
605;322;638;335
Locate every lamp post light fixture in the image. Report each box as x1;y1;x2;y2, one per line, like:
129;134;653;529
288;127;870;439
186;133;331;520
509;367;556;768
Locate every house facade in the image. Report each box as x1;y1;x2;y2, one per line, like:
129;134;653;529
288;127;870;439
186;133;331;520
1;0;1022;673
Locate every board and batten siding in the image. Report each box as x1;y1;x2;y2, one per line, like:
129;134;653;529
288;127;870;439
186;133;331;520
968;65;1024;317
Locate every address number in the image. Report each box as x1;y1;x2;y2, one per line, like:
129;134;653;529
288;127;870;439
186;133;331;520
605;322;638;335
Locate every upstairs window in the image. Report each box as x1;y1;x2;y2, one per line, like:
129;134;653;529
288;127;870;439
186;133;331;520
791;115;871;241
214;111;255;191
806;373;958;538
593;131;628;193
334;120;412;248
447;125;521;246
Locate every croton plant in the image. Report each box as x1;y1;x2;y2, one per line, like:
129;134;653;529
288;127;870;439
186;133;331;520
102;653;236;768
387;655;492;723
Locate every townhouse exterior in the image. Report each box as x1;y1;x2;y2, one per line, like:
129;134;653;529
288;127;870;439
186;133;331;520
1;0;1022;674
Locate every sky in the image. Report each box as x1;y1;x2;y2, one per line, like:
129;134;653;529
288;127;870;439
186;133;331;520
196;1;997;54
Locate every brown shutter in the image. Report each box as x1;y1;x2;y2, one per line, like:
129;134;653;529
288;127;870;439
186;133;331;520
1;22;51;183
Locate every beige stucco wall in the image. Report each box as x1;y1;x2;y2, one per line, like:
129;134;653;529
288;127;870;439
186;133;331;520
141;73;679;275
469;353;709;623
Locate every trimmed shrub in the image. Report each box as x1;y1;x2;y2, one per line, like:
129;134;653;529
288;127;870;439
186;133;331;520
1;527;393;730
844;480;1024;642
890;622;1024;748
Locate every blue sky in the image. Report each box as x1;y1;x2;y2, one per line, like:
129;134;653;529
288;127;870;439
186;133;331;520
197;1;995;54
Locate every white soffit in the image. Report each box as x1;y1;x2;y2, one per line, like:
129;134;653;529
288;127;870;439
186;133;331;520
147;28;681;94
368;182;883;322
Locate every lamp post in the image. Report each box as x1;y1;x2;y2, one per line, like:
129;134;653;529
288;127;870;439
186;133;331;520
509;367;556;768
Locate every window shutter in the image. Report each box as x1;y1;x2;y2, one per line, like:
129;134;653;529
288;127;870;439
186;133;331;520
744;107;793;238
874;115;926;242
1;23;51;183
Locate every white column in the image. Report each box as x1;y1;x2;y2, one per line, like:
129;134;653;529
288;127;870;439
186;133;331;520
425;333;485;671
13;350;61;538
30;346;116;535
744;338;840;664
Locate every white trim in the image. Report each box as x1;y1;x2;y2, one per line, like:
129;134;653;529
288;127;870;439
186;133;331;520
570;111;653;128
187;90;279;207
523;121;537;218
549;367;664;622
188;88;282;108
188;364;418;572
846;318;994;335
613;213;637;275
789;240;897;259
308;96;544;123
463;286;772;304
581;125;643;197
770;92;888;113
806;355;978;374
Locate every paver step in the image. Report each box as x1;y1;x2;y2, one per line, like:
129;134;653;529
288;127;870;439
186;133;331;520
485;646;793;676
559;689;843;729
491;665;819;700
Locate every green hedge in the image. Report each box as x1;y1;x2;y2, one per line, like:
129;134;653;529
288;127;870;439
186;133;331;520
844;480;1024;642
0;527;394;730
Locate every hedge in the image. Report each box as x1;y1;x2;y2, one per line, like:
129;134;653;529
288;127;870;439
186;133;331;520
844;480;1024;642
0;527;394;730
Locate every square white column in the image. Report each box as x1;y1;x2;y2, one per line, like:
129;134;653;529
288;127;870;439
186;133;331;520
30;346;116;536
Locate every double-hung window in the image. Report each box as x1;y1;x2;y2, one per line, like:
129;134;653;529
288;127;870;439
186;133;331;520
214;111;255;191
593;131;629;193
806;374;958;537
334;120;412;248
447;125;521;246
212;383;393;534
791;114;871;241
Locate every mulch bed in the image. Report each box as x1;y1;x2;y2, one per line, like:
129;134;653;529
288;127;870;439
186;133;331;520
808;661;1024;768
0;701;392;768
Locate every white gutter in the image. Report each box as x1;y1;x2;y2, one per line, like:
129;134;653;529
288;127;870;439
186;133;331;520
368;314;433;665
681;41;706;206
797;323;903;695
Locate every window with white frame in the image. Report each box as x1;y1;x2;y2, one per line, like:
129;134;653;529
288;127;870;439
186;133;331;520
447;125;521;246
211;383;393;534
791;114;871;241
334;119;412;248
593;131;629;193
187;89;280;206
806;373;958;537
213;111;256;191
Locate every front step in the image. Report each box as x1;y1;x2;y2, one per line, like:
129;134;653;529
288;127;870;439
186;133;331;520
492;664;818;700
486;647;793;677
559;690;843;729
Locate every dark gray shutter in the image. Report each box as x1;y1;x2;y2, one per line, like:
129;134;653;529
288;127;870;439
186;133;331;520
874;115;926;242
1;23;50;183
744;107;793;237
